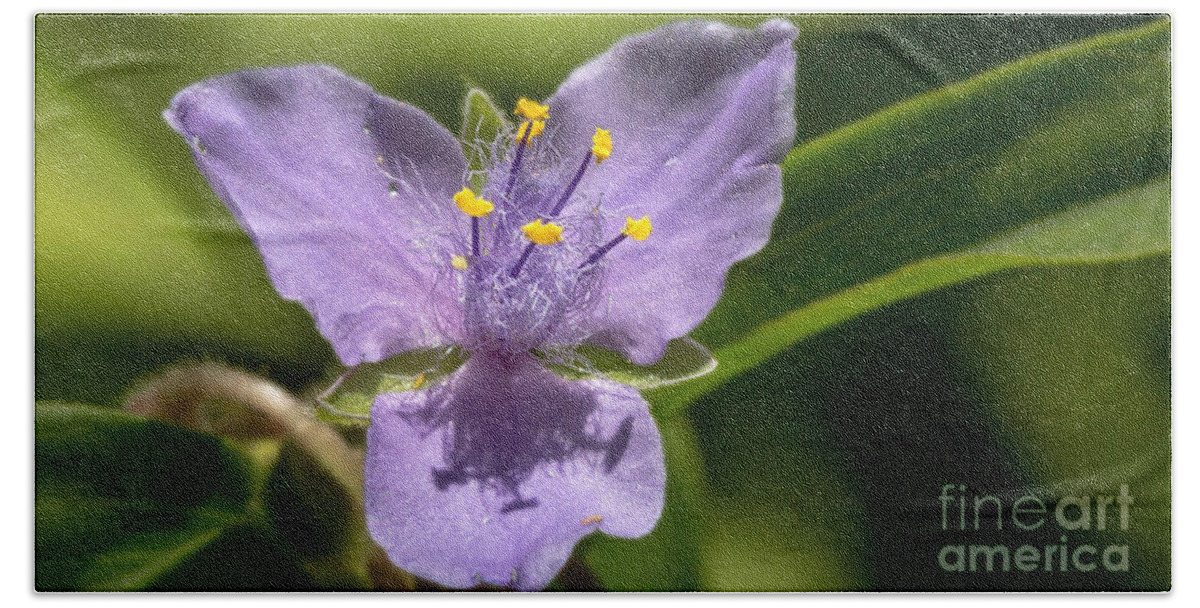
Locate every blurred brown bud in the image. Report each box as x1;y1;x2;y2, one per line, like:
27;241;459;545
124;361;298;439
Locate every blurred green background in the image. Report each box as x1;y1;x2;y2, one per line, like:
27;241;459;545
35;14;1169;591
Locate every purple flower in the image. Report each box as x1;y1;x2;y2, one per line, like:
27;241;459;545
165;19;796;589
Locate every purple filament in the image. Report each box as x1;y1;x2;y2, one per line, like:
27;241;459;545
580;234;627;268
509;242;537;278
503;128;531;200
471;216;480;257
549;151;592;217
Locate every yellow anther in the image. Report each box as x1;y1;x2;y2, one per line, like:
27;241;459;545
516;119;545;143
515;98;549;121
591;128;612;163
451;255;469;271
411;373;426;389
522;219;564;245
622;215;652;241
453;187;494;218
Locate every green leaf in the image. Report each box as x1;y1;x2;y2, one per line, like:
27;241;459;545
38;371;378;590
661;19;1170;415
680;257;1169;590
788;14;1160;143
949;259;1170;589
262;440;372;589
141;523;320;591
545;338;717;390
967;179;1169;261
653;176;1168;417
35;402;256;590
319;347;465;423
695;18;1170;350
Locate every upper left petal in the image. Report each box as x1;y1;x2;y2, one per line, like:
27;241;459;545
165;65;467;364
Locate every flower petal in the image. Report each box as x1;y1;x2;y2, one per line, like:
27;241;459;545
547;20;797;364
164;65;467;364
364;353;665;589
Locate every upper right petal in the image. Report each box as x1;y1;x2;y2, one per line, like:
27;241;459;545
544;21;797;365
165;65;467;364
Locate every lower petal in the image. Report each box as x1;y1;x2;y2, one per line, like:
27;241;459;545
364;353;665;589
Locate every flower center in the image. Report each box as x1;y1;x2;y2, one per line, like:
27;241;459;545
448;98;652;354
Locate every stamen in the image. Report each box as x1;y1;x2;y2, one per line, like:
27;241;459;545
549;151;591;216
579;215;652;268
548;127;611;217
503;123;531;200
451;254;469;271
504;98;548;201
454;187;493;256
510;219;563;278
